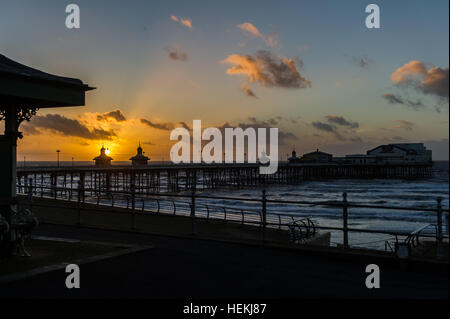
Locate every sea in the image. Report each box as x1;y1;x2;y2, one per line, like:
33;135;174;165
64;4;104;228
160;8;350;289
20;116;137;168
197;161;449;249
19;160;449;250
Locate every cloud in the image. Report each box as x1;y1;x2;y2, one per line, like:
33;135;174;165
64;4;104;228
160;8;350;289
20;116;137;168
140;118;190;131
312;121;345;141
382;93;404;105
217;117;296;146
237;22;279;47
237;22;263;38
24;114;116;140
393;120;415;131
140;118;174;131
391;60;449;99
312;121;337;133
325;115;359;129
278;131;297;144
290;116;301;124
352;55;374;69
143;141;155;146
245;117;280;127
241;83;257;98
170;15;193;29
178;121;191;130
312;115;360;142
167;46;188;61
96;109;127;122
222;50;311;91
382;93;425;110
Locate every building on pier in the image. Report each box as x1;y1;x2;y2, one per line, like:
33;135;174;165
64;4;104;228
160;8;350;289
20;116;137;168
340;143;433;165
288;150;301;164
367;143;432;164
93;145;113;167
344;154;377;164
300;149;333;163
130;143;149;166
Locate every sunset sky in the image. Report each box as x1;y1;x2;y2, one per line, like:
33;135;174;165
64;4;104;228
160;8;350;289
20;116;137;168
1;0;448;161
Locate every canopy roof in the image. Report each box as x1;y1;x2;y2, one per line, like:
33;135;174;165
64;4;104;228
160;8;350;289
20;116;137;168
0;54;94;108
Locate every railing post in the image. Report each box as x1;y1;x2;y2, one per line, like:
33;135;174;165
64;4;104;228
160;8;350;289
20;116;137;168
80;173;85;202
53;179;57;200
342;192;349;248
436;197;443;259
262;189;267;242
190;190;197;235
28;178;33;211
131;183;136;230
77;181;81;225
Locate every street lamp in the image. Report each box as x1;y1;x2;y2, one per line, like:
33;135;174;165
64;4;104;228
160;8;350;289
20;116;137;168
56;150;60;168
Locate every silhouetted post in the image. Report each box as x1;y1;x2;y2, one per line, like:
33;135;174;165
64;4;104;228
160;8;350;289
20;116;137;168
51;173;57;199
27;178;33;211
77;181;81;225
56;150;60;168
190;190;197;235
342;192;349;248
436;197;443;259
262;189;267;242
131;183;136;230
79;172;85;202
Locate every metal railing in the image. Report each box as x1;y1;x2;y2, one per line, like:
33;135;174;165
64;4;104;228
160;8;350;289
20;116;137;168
16;178;449;255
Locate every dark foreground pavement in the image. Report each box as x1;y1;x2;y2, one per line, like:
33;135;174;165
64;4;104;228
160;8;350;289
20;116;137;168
0;224;447;299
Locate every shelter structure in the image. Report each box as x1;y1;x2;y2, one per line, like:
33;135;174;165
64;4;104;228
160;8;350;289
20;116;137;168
94;145;113;167
0;54;94;255
130;143;149;166
287;150;301;164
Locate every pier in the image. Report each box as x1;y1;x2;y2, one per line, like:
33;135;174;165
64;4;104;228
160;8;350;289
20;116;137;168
16;162;433;195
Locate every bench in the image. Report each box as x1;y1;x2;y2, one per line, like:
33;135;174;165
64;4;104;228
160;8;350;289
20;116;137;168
0;207;38;257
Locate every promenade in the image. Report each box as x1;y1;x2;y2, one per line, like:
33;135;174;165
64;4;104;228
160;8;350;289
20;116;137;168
0;223;447;299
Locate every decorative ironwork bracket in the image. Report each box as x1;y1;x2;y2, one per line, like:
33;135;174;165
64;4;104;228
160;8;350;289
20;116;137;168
0;106;38;139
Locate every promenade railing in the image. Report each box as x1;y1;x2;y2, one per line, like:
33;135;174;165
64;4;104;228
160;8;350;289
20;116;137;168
16;179;449;256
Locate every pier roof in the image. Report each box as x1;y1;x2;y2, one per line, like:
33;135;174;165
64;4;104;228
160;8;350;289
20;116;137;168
303;149;333;157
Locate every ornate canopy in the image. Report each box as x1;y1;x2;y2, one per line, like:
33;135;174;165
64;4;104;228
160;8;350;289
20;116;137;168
0;54;94;108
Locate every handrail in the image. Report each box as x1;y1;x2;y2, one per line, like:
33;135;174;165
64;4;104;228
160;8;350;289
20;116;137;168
15;183;449;253
18;183;449;213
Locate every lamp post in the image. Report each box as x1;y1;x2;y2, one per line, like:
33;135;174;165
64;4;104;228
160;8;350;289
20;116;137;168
56;150;60;168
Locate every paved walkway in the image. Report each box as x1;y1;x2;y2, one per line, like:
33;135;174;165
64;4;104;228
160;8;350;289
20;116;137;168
0;224;447;298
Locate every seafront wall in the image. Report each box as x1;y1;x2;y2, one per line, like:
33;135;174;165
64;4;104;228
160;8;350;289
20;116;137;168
18;196;331;247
